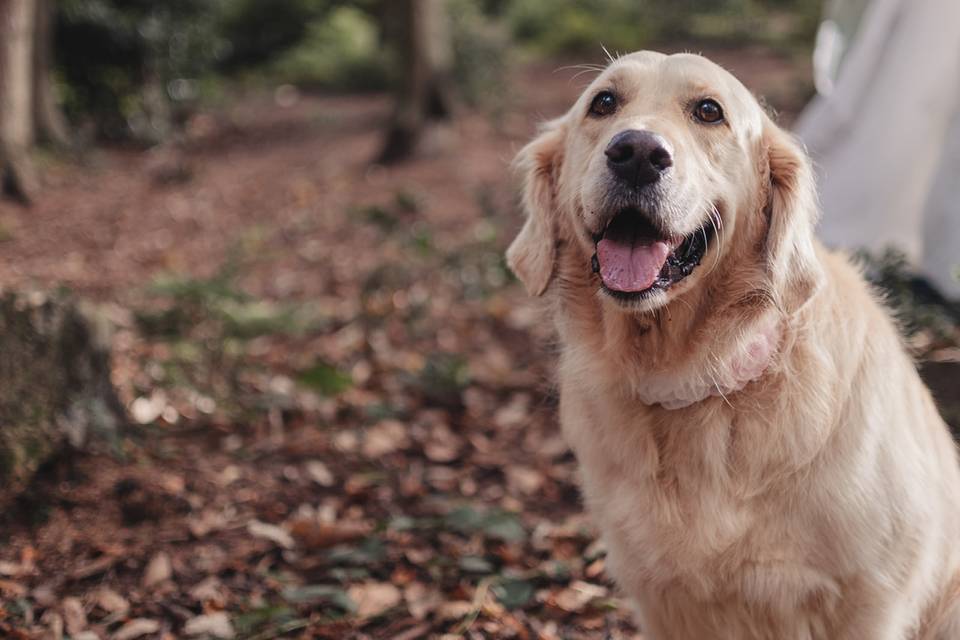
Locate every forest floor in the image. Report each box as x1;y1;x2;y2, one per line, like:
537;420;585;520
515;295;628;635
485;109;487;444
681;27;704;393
0;46;956;640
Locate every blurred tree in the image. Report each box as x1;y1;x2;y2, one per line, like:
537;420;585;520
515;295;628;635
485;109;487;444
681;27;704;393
0;0;71;202
33;0;70;148
377;0;454;164
0;0;38;201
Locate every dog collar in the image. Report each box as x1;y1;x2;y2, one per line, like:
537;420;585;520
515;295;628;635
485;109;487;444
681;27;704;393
637;311;782;410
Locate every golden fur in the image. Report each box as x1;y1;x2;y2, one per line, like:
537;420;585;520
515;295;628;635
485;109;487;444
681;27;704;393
507;51;960;639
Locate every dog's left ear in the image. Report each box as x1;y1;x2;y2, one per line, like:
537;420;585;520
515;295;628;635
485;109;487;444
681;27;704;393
506;119;566;296
761;117;824;310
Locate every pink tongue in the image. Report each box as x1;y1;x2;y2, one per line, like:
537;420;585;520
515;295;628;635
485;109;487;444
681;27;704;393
597;237;671;292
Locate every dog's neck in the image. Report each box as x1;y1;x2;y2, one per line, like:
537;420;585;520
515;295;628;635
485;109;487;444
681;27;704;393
631;309;782;409
554;246;783;409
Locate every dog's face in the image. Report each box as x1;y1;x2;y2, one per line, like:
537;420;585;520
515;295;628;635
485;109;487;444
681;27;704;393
508;51;820;315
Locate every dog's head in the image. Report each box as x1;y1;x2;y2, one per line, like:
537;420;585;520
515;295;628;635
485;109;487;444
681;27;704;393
507;51;821;315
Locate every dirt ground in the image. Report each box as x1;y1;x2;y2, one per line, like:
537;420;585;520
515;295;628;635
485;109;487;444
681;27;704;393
0;46;873;640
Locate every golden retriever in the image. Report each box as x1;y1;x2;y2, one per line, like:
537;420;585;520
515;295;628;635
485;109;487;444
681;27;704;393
507;51;960;639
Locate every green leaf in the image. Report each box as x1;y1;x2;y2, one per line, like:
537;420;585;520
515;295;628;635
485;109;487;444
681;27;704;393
232;605;297;635
459;556;494;573
492;579;533;609
444;505;484;532
296;361;352;396
444;506;526;543
327;537;386;566
281;585;356;612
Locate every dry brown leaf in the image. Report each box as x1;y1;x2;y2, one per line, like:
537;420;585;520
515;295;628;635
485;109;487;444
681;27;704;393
436;600;473;621
289;518;371;549
61;597;87;635
403;582;442;620
423;423;462;462
551;581;608;613
112;618;160;640
188;576;226;606
362;419;409;458
347;582;402;619
142;552;172;588
187;509;227;538
505;466;544;495
0;579;27;598
41;610;63;640
183;612;234;638
247;519;295;549
304;460;335;487
94;587;130;616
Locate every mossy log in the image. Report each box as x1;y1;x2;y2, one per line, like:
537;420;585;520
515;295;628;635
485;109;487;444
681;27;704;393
0;291;125;504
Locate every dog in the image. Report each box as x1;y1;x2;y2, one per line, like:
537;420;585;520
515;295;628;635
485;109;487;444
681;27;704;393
506;51;960;639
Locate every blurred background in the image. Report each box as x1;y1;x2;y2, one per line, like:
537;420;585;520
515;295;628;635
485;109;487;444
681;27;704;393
0;1;956;639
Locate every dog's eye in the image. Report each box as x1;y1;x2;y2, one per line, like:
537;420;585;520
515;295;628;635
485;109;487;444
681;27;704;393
589;91;618;117
694;99;724;124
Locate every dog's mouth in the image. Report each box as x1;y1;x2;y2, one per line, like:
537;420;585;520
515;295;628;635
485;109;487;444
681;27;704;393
591;208;712;298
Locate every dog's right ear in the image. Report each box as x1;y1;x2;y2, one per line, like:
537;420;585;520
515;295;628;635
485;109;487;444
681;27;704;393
506;120;566;296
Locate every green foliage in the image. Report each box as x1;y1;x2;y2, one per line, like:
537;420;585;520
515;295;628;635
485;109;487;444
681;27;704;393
296;362;354;396
281;584;356;611
857;248;960;341
266;6;392;91
448;0;512;108
52;0;822;139
492;578;535;608
503;0;821;55
56;0;228;139
138;258;300;341
444;505;526;542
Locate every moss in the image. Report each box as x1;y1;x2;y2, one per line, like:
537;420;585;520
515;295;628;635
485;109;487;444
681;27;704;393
0;291;124;504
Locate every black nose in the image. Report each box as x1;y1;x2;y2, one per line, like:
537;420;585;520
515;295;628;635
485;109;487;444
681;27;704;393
604;129;673;187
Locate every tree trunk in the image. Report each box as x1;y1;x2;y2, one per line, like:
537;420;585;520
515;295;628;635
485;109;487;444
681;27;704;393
32;0;70;148
0;291;126;508
0;0;38;202
377;0;454;164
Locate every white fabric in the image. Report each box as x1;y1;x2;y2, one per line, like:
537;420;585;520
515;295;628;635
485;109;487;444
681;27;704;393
795;0;960;297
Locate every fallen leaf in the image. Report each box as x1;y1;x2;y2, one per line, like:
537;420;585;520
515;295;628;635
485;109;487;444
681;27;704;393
403;582;441;620
62;596;87;635
0;579;27;597
31;584;57;607
436;600;473;621
187;509;227;538
247;519;295;549
71;555;120;581
362;419;409;458
112;618;160;640
142;552;172;588
183;612;235;638
423;423;461;462
41;610;63;640
189;576;226;605
281;585;354;611
304;460;335;487
289;518;370;549
492;579;534;609
347;582;401;619
458;556;494;573
505;466;544;495
94;587;130;616
552;580;608;613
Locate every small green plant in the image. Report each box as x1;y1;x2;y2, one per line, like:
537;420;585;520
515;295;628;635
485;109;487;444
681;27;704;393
856;248;960;342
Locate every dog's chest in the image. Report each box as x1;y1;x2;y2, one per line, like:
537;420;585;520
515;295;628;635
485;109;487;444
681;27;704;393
559;383;827;603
